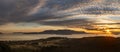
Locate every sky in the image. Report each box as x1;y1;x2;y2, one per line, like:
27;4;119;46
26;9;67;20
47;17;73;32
0;0;120;34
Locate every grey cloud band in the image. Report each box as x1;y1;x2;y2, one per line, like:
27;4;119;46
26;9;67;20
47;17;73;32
0;0;119;26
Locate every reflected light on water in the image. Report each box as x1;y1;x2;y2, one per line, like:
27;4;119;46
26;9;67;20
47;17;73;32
0;34;119;41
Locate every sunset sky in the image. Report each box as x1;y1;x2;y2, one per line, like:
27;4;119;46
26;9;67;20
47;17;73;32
0;0;120;34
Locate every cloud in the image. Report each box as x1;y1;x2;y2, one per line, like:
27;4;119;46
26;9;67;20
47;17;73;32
82;6;120;14
43;0;93;10
0;0;40;21
0;0;119;30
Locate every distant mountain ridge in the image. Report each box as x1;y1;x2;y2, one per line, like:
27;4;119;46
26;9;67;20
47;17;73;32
14;29;120;35
0;32;3;34
24;29;86;35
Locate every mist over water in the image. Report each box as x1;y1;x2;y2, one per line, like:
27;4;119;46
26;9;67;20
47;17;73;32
0;34;119;41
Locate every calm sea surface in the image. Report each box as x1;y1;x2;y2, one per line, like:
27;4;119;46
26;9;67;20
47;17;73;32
0;34;119;41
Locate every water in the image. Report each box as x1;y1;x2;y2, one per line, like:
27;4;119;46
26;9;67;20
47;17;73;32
0;34;119;41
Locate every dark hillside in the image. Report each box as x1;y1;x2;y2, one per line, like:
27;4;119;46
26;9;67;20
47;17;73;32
0;36;120;52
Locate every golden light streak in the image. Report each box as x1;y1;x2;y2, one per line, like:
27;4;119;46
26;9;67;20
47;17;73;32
104;29;113;36
84;30;105;34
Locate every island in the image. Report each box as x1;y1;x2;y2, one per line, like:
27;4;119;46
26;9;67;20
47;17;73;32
0;32;3;34
23;29;87;35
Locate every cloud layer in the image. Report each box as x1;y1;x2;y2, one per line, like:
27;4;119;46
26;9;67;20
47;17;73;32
0;0;120;30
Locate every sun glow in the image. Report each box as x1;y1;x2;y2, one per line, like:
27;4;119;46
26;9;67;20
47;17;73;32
104;29;114;37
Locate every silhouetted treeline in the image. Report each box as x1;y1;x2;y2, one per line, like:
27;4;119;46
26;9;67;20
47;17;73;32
0;43;11;52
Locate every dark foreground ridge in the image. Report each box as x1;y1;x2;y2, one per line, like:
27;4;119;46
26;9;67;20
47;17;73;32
0;36;120;52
